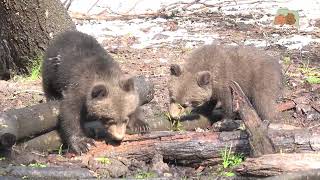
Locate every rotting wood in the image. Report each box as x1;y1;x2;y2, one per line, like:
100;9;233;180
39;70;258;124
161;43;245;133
235;153;320;177
277;100;296;112
78;125;320;168
230;80;275;157
80;130;251;167
7;123;320;177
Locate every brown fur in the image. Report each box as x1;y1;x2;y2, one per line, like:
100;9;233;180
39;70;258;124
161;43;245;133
168;44;283;121
42;31;149;154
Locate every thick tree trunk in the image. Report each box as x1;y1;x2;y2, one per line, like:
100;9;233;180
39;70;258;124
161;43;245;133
0;0;76;79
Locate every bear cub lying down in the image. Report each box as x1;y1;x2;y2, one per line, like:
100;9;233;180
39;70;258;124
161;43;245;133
168;44;283;122
42;31;149;154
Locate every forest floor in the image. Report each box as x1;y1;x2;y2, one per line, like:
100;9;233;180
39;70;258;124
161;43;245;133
0;0;319;179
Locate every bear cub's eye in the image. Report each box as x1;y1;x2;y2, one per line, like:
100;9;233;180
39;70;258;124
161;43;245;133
91;85;108;99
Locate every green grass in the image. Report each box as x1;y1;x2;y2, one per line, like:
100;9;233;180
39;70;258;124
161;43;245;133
27;56;42;81
134;171;156;179
298;62;320;84
164;112;184;131
306;76;320;84
13;55;43;82
58;144;63;155
28;162;47;168
217;145;244;177
94;157;111;165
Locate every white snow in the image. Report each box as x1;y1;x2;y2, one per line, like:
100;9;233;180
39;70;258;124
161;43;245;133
63;0;320;50
276;35;320;50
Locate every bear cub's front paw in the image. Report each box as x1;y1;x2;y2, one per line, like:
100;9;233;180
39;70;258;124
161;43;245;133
127;119;150;134
69;135;96;155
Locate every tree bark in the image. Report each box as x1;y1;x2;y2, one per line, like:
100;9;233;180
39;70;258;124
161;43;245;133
0;101;60;148
0;0;76;79
230;81;275;157
81;130;251;167
235;153;320;177
79;126;320;168
0;166;95;179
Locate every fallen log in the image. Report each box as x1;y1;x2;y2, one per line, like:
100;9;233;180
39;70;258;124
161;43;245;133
16;113;214;152
264;169;320;180
230;81;275;157
0;76;154;149
235;153;320;177
9;99;303;153
81;130;251;167
1;166;95;179
18;130;62;152
79;124;320;168
0;101;60;147
8;126;320;178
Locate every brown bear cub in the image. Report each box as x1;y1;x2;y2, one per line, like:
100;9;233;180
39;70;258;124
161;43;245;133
168;44;283;121
42;31;149;154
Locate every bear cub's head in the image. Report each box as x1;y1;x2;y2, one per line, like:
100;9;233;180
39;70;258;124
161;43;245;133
86;76;139;141
168;64;213;119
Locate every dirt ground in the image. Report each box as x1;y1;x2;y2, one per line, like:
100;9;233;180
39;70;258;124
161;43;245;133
0;10;319;179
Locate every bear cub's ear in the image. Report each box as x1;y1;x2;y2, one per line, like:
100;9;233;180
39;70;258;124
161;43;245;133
91;84;108;99
119;77;135;92
196;71;211;87
170;64;182;76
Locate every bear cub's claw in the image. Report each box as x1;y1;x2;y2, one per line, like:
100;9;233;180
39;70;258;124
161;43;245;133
70;136;96;155
128;119;150;134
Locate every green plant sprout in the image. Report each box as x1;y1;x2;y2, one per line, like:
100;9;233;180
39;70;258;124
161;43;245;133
298;62;320;84
164;112;184;131
134;171;156;179
94;157;111;165
217;145;244;177
28;57;42;80
58;144;63;156
28;162;47;168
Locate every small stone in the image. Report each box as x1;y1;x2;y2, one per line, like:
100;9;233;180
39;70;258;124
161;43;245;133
163;172;173;177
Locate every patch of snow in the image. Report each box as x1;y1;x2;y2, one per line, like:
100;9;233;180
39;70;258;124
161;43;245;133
76;17;219;49
66;0;195;15
243;39;268;48
276;35;320;50
69;0;320;50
